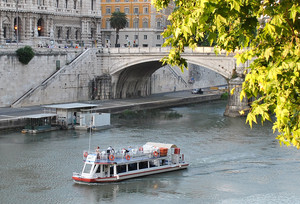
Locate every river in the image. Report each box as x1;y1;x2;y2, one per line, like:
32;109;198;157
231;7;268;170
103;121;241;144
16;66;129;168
1;100;300;204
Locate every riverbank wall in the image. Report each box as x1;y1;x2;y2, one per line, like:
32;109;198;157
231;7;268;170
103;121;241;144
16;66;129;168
0;92;223;131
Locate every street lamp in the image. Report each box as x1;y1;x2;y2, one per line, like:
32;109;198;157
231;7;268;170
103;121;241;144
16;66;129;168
15;0;19;47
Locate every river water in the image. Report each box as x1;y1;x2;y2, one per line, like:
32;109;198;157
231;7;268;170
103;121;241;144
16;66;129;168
1;100;300;204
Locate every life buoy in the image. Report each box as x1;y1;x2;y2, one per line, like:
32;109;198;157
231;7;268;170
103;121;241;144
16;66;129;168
139;147;143;151
83;152;88;157
153;151;159;157
125;154;130;160
109;155;115;161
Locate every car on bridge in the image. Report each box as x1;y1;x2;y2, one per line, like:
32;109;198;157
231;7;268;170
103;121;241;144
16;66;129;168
191;88;203;94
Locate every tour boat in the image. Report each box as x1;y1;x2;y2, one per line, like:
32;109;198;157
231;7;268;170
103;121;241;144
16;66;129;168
72;142;189;184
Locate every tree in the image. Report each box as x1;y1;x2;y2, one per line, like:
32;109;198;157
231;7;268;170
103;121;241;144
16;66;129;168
16;46;35;65
110;11;127;47
153;0;300;148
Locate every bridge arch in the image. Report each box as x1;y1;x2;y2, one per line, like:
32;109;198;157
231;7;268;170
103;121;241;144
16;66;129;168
111;59;163;99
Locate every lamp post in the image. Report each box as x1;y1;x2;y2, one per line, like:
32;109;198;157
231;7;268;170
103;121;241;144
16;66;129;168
15;0;19;47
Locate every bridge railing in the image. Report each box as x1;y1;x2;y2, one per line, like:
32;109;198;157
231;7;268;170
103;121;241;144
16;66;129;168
101;47;220;54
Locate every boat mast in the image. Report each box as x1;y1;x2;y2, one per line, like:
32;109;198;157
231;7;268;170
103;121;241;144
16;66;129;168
88;111;92;152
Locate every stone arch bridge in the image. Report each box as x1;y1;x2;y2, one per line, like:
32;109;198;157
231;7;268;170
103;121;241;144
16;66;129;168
97;47;238;99
12;47;247;116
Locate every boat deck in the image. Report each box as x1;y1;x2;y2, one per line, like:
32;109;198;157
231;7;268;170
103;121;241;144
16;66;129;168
85;152;170;165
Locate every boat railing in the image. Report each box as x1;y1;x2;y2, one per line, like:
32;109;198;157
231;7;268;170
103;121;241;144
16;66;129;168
83;148;167;162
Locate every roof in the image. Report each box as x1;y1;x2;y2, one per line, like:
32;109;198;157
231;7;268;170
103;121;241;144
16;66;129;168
44;103;98;110
144;142;177;149
23;113;57;119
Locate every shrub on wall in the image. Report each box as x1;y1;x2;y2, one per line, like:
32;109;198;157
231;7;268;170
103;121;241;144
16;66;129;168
16;46;35;65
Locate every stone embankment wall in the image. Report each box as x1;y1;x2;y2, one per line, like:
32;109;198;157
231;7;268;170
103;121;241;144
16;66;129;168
10;48;102;107
0;48;85;107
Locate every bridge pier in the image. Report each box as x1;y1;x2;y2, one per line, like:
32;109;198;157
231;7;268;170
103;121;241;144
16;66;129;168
224;77;249;117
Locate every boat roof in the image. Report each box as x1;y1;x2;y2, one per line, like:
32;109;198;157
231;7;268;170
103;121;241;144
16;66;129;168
145;142;177;149
44;103;98;110
23;113;57;119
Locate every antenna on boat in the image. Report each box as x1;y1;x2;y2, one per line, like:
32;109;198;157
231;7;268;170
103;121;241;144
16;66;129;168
88;110;92;152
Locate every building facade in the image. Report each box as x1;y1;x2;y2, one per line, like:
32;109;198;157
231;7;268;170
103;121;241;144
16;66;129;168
100;0;173;47
0;0;102;47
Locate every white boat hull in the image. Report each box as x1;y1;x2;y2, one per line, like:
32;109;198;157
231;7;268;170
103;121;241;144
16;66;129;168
72;163;188;183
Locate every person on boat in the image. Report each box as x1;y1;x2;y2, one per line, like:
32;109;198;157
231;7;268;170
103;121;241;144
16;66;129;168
123;148;129;155
107;146;114;159
96;146;100;159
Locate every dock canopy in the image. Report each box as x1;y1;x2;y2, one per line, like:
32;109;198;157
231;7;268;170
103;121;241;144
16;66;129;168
44;103;98;110
23;113;57;119
144;142;177;149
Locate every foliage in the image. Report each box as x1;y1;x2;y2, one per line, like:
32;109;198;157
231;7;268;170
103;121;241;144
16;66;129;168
221;92;229;100
110;12;127;46
153;0;300;148
16;46;35;65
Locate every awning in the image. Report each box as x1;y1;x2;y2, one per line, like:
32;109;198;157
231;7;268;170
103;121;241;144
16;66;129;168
144;142;177;149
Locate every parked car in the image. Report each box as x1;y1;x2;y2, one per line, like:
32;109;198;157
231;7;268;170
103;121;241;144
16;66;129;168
191;88;203;94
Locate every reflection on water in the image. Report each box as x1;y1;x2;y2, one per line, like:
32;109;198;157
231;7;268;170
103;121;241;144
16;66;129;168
73;172;184;203
1;100;300;203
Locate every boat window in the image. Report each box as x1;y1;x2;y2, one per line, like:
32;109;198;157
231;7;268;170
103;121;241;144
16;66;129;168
128;163;137;171
117;165;127;173
139;161;148;169
160;159;167;166
96;165;101;173
149;161;156;167
110;166;114;176
83;164;93;174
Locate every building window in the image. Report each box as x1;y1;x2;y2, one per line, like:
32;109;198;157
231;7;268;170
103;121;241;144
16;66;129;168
125;20;129;28
133;19;139;28
75;30;79;40
91;0;94;10
115;0;120;2
124;7;129;14
57;28;61;39
106;19;111;29
3;27;7;38
157;35;161;40
144;35;147;40
106;0;111;2
156;21;161;29
66;29;70;39
106;7;111;14
74;0;77;9
125;35;128;39
115;7;120;12
134;35;138;40
142;19;148;28
143;7;148;14
134;7;139;14
56;0;59;8
65;0;68;8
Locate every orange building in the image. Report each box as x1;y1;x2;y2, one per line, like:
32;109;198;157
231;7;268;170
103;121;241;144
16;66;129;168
100;0;173;47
